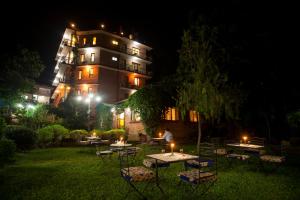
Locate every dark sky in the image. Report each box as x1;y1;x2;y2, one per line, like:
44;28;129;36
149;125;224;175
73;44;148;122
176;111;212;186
1;1;298;86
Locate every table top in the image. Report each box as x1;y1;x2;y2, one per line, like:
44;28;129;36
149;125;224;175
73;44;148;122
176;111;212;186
110;143;132;147
147;152;198;163
86;136;100;140
226;143;264;149
152;137;164;140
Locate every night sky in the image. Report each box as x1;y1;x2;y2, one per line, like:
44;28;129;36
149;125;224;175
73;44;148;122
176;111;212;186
1;1;298;87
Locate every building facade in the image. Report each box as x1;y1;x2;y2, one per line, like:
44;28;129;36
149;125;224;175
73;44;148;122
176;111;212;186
51;24;152;138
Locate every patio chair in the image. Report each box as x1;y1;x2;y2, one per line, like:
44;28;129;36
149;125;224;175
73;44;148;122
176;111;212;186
95;145;113;160
178;143;217;196
119;147;155;200
259;142;287;172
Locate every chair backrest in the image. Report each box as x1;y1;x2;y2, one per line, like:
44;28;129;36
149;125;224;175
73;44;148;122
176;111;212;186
198;143;217;174
249;137;265;146
119;147;136;171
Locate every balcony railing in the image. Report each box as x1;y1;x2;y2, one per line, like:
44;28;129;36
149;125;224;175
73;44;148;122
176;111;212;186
118;63;151;76
120;82;140;90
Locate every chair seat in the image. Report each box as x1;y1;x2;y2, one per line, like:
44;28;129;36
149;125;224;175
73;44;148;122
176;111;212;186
178;169;216;184
214;148;227;155
121;166;155;182
96;150;113;156
226;153;250;160
143;158;170;168
260;155;285;163
185;159;213;168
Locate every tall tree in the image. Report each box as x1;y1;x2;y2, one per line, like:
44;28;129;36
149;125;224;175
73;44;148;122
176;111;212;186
0;48;45;104
177;22;241;153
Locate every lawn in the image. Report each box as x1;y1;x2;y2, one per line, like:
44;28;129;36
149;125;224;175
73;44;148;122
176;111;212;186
1;145;300;200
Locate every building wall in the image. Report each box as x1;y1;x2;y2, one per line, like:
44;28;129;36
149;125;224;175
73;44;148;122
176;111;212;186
99;68;120;103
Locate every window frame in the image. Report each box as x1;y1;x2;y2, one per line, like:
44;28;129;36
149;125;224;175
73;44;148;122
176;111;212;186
78;70;83;80
91;53;95;62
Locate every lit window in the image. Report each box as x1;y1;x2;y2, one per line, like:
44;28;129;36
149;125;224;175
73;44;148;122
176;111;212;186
88;87;93;94
132;47;140;55
189;110;198;122
164;107;179;121
132;62;140;71
77;89;81;95
92;37;97;45
91;53;95;62
89;68;94;78
33;94;38;101
78;70;82;80
134;77;140;86
112;57;118;61
83;38;86;45
117;112;125;128
131;111;141;122
112;40;119;45
80;54;85;62
71;35;76;46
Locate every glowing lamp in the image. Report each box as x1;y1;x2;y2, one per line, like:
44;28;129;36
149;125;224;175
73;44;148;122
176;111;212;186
120;136;123;141
76;96;82;101
159;132;162;138
71;23;75;28
243;136;248;143
101;24;105;29
93;132;96;137
171;143;175;155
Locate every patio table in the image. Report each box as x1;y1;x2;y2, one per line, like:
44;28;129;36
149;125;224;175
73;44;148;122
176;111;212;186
110;143;132;147
146;152;198;193
226;143;264;159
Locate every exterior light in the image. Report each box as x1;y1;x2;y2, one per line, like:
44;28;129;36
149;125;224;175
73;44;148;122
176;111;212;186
129;34;133;40
67;87;71;90
60;86;64;89
16;103;24;109
85;98;91;104
76;96;82;101
111;107;115;113
27;104;35;109
159;132;162;138
88;93;94;98
95;96;101;102
70;23;75;28
171;143;175;155
101;24;105;29
243;136;248;143
120;32;124;36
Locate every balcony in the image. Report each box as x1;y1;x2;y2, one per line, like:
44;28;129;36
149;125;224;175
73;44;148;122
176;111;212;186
118;63;151;76
120;82;140;90
62;39;77;48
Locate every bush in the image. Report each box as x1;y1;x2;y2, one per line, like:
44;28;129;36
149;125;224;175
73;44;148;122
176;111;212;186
68;129;89;142
0;139;16;166
100;129;125;141
37;124;69;147
4;125;36;150
89;129;105;137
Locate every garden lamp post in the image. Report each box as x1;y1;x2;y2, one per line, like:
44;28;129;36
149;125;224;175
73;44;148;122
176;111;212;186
76;94;102;131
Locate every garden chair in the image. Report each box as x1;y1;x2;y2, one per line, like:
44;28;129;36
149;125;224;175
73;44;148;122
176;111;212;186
178;143;217;196
259;141;287;173
119;147;155;200
95;145;113;160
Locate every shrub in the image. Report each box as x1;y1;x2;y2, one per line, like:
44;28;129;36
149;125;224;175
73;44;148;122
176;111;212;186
102;129;125;141
37;124;69;147
4;125;36;150
68;129;89;142
89;129;105;137
0;139;16;166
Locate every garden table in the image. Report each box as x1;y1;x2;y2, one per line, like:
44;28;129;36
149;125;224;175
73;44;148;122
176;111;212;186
110;143;132;147
146;152;198;193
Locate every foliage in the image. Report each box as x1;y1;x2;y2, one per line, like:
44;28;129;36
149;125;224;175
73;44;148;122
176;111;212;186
94;129;126;141
37;124;69;147
127;83;175;136
67;129;89;142
4;125;37;150
89;129;105;137
96;103;112;130
177;21;242;151
0;48;45;104
0;138;16;166
18;104;61;130
0;116;6;138
287;110;300;129
51;95;88;130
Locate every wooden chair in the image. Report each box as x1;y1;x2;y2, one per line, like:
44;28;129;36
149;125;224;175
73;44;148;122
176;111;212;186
178;143;217;196
119;147;155;199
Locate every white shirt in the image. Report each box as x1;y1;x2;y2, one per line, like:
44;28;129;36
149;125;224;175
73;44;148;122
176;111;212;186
162;131;173;142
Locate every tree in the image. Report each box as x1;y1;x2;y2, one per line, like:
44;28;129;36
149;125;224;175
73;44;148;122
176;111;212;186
0;48;45;104
96;103;113;131
177;22;241;153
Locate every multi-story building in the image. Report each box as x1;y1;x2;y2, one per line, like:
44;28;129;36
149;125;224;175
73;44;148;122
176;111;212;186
51;23;152;139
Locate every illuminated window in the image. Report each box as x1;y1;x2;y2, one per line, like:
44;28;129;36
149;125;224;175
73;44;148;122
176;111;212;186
132;62;140;71
189;110;198;122
80;54;85;62
131;111;141;122
92;37;97;45
71;35;76;46
88;87;93;94
89;68;94;78
77;89;81;95
33;94;38;101
132;47;140;55
83;38;86;45
112;40;119;45
78;70;82;80
117;112;125;128
134;77;140;86
91;53;95;62
164;107;179;121
112;57;118;61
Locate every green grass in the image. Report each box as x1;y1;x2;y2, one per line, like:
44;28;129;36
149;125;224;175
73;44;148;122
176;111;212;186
0;145;300;200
